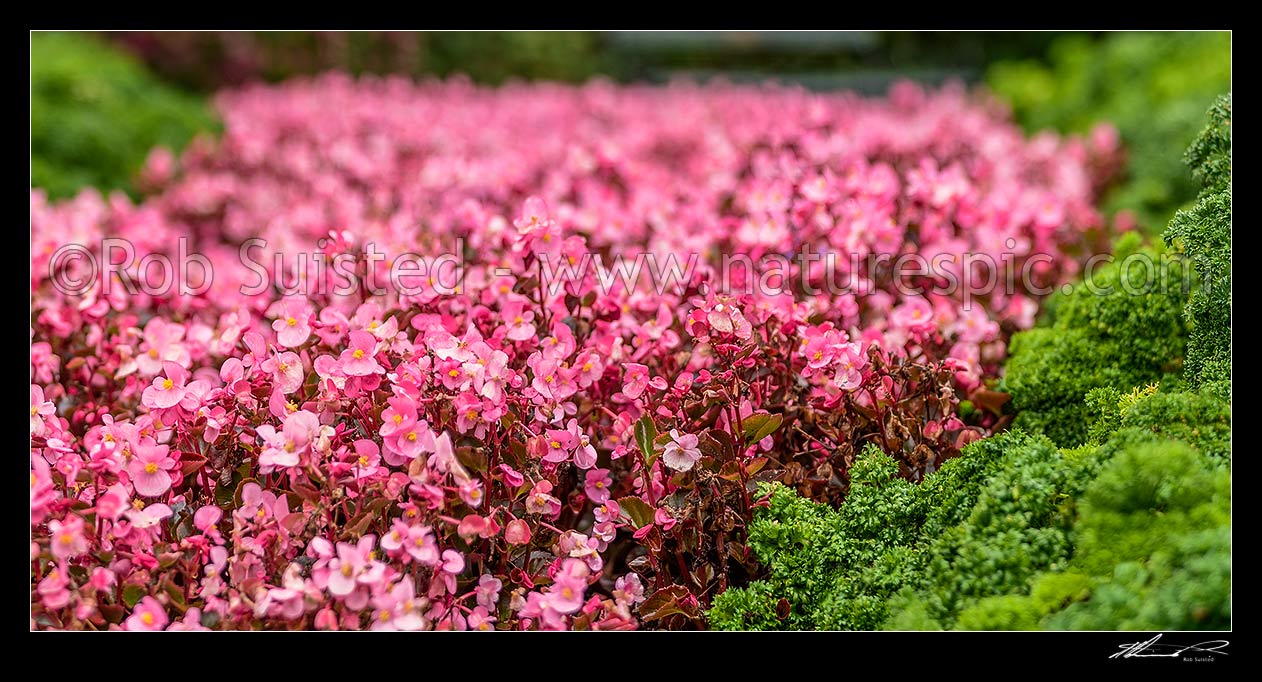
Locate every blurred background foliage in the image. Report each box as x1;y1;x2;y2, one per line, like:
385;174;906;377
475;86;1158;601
988;31;1232;232
33;30;1230;219
31;32;219;200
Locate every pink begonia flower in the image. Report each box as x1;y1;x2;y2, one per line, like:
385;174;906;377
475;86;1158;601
141;361;189;410
256;409;322;473
584;468;613;504
655;507;678;531
268;296;314;348
525;480;562;517
593;499;621;525
614;573;647;607
125;501;173;530
339;330;383;376
514;195;551;231
89;567;117;593
543;423;579;463
573;431;598;470
833;346;867;391
951;305;999;344
662;429;702;472
501;299;537;341
498;463;525;488
193;505;224;541
136;317;190;376
30;385;55;437
94;483;130;521
505;518;532;545
467;606;497;631
125;596;169;631
476;574;503;611
441;549;465;575
37;564;71;610
48;515;88;559
458;480;485;508
405;525;440;566
127;439;177;497
457;514;498;540
890;296;936;334
327;535;376;597
380;394;417;438
545;558;590;615
261;351;304;394
30;457;55;525
705;299;753;339
621;362;650;399
167;608;210;631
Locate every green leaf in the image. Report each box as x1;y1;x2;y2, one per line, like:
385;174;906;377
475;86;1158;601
214;471;240;508
742;413;783;444
634;415;659;467
122;584;146;608
617;496;656;529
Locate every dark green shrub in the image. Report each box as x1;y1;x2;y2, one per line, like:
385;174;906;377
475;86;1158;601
1164;94;1231;389
1002;244;1186;447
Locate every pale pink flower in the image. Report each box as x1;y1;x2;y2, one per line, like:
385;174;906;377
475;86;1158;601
124;596;169;631
662;429;702;472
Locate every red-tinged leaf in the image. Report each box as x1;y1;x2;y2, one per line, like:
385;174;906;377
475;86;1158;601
742;413;783;444
454;446;487;474
179;454;208;478
745;457;769;476
99;604;124;624
718;460;743;482
344;510;375;538
971;388;1012;415
513;277;540;294
617;496;655;529
710;429;735;455
638;585;700;622
292;480;321;505
697;433;725;458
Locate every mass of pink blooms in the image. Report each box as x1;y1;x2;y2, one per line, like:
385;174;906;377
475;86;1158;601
30;75;1120;630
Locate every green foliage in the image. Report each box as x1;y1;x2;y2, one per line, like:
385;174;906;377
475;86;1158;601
1002;245;1186;447
31;32;218;199
710;387;1230;631
1164;94;1232;389
978;441;1231;631
710;431;1076;630
988;31;1231;230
